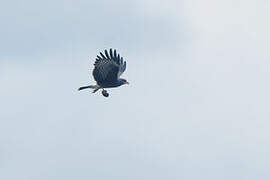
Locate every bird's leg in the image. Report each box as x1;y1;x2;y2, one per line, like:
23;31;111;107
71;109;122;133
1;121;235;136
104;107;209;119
92;87;101;93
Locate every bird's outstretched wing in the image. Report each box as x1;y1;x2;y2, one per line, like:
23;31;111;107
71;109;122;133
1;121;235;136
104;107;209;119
92;49;126;84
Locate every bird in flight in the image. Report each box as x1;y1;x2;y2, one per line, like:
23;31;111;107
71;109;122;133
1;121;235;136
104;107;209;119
78;49;129;97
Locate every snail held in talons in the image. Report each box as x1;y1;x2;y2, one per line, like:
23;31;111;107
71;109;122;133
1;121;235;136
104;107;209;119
102;89;109;97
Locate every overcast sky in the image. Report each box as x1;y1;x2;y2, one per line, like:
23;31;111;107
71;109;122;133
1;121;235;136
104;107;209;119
1;0;270;179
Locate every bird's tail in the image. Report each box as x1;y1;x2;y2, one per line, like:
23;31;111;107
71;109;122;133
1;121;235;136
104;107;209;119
78;85;101;93
78;85;98;91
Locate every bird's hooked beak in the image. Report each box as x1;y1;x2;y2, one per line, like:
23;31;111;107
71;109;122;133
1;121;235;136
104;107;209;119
125;81;129;85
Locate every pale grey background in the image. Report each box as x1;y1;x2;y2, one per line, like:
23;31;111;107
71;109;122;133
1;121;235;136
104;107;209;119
1;0;270;179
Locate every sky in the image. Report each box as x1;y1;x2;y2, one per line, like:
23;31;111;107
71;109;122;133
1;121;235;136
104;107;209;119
1;0;270;179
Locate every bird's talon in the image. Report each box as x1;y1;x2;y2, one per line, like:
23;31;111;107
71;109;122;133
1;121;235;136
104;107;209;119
102;89;109;97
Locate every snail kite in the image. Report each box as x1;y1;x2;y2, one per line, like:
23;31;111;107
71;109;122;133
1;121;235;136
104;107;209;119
78;49;129;97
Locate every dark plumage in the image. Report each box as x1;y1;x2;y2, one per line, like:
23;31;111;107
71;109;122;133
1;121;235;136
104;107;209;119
78;49;129;96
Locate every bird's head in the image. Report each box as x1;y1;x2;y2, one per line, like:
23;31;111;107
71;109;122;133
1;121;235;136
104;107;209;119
119;78;129;86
